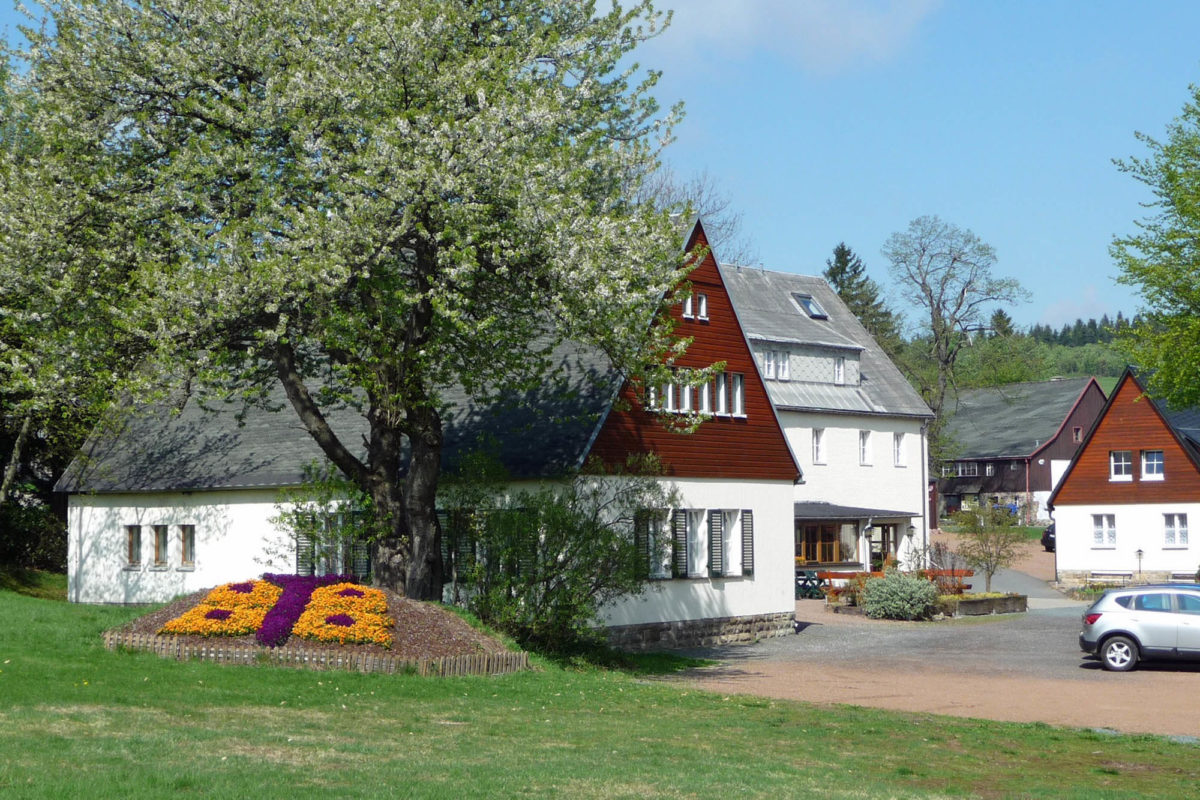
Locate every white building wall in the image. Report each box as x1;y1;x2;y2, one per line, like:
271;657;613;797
601;477;797;627
68;489;295;604
1055;502;1200;580
782;409;929;566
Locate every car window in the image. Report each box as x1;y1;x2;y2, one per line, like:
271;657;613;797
1176;593;1200;615
1133;593;1172;612
1114;595;1133;609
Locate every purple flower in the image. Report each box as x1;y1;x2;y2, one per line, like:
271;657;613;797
229;581;255;594
256;573;356;647
325;614;355;627
205;608;233;621
337;588;365;598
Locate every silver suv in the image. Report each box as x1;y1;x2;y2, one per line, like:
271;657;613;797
1079;584;1200;671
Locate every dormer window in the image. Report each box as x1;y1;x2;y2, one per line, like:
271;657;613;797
834;356;845;385
792;293;827;319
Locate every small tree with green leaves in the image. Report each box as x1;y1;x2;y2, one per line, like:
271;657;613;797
950;506;1024;592
441;454;676;653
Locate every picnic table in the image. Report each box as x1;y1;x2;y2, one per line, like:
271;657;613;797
795;569;825;600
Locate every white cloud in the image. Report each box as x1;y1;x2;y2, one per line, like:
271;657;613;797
649;0;941;75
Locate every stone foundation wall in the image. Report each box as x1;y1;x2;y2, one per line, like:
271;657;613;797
1058;569;1200;588
605;611;794;650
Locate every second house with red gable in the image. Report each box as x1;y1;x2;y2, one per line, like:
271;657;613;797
1049;368;1200;585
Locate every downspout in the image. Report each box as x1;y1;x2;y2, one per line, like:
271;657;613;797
1025;456;1032;525
861;517;873;573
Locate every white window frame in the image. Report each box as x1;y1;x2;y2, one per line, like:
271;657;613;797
647;511;672;578
893;432;906;467
1165;513;1188;547
682;293;694;320
696;293;708;321
859;430;872;465
679;383;692;413
715;373;729;415
663;382;677;413
698;381;712;414
731;373;745;417
1141;450;1164;481
687;509;708;577
1110;450;1133;482
957;462;979;477
985;463;995;476
1092;513;1116;547
721;509;743;577
812;428;826;465
762;350;776;380
834;356;846;385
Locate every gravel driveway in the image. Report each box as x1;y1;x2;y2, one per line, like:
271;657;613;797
672;538;1200;738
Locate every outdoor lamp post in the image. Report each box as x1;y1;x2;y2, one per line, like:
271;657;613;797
1136;548;1144;578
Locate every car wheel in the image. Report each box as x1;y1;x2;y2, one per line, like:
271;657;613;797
1100;635;1138;672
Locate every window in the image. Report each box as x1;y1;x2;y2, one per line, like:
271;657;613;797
1165;513;1188;547
834;356;846;385
1092;513;1116;547
1142;450;1164;481
125;525;141;568
859;430;872;465
792;293;828;319
180;525;196;568
776;351;789;381
698;381;712;414
1177;593;1200;615
681;293;694;319
762;350;788;381
662;382;677;412
893;433;906;467
731;373;745;416
956;462;978;477
696;293;708;321
1110;451;1133;482
1073;426;1083;443
153;525;169;567
667;508;754;579
762;350;775;380
636;511;672;579
985;463;995;476
715;373;728;415
679;383;692;413
687;509;707;577
812;428;826;464
1010;462;1020;471
940;464;953;477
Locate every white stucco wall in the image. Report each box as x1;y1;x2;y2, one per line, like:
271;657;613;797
601;477;797;627
1054;502;1200;578
68;489;295;604
782;409;929;564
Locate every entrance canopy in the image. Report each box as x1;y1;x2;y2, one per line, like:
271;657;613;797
793;502;917;521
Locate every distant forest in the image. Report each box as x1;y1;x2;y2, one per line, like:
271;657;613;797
1027;312;1140;347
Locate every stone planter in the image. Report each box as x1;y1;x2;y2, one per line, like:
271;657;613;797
950;595;1027;617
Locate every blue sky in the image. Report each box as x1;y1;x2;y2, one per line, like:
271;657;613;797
639;0;1200;330
4;2;1199;330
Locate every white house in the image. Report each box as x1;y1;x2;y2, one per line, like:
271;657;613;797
57;220;804;648
720;266;934;572
1049;368;1200;586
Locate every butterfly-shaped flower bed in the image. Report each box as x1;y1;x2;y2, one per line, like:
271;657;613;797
158;574;391;647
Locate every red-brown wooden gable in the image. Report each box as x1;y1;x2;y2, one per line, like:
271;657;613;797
1052;373;1200;506
587;224;799;481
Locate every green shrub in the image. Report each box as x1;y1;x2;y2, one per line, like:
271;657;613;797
862;571;939;620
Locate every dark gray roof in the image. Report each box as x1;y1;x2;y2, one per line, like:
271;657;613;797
719;266;931;418
56;342;618;494
794;501;918;520
942;378;1094;459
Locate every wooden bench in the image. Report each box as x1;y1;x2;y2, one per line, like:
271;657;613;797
1170;572;1200;583
1088;571;1133;585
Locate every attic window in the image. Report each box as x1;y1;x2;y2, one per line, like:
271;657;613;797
792;293;827;319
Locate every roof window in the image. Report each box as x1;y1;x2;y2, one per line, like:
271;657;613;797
792;293;827;319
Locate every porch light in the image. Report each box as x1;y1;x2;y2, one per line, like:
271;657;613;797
906;525;916;538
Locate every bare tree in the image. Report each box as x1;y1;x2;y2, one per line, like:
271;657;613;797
641;165;756;265
882;215;1029;420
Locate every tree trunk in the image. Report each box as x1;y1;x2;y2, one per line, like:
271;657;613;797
369;479;410;595
404;404;444;600
0;412;33;508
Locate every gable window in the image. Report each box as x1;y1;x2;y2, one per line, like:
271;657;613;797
792;293;828;319
153;525;169;568
893;432;906;467
1141;450;1164;481
697;381;712;414
1109;451;1133;482
812;428;826;464
696;293;708;321
682;293;694;319
180;525;196;568
715;373;728;415
834;356;846;385
858;430;872;465
1164;513;1189;547
1092;513;1116;547
125;525;141;568
1073;426;1083;443
731;373;745;416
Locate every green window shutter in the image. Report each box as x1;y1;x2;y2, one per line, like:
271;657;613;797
634;511;650;575
741;510;754;576
672;510;688;578
295;531;314;576
708;511;724;578
437;510;452;569
351;540;370;581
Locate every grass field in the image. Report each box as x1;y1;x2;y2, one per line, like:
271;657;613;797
2;575;1199;798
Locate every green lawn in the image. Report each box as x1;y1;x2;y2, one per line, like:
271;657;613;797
2;585;1199;798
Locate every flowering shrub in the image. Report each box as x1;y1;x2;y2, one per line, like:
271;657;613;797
292;582;393;646
255;573;355;648
159;580;283;636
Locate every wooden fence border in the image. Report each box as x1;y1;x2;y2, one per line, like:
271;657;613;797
103;630;529;676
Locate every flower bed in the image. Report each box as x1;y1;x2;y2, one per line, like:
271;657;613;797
292;583;394;646
255;573;356;647
159;580;283;637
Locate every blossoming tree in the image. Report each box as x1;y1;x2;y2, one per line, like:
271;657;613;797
10;0;689;598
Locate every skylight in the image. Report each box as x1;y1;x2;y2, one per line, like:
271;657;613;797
792;293;828;319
